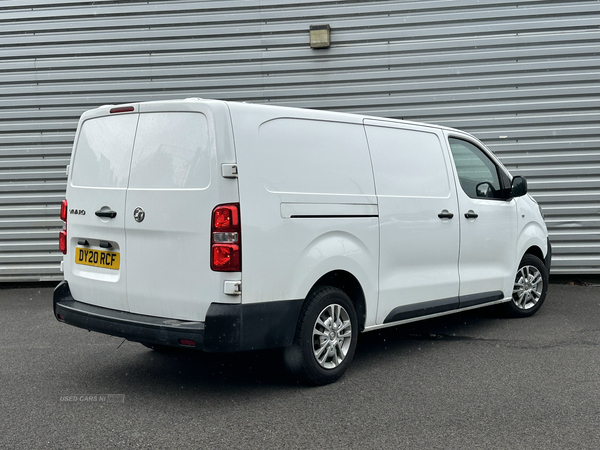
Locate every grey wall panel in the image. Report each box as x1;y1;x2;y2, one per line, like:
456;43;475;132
0;0;599;280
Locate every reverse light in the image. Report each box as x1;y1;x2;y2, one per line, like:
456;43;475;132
211;204;241;272
212;232;238;243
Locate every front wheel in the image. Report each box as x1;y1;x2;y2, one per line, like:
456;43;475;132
283;286;358;385
503;254;549;317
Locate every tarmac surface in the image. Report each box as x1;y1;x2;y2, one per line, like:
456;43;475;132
0;280;598;449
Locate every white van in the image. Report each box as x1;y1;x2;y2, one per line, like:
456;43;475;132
54;99;551;385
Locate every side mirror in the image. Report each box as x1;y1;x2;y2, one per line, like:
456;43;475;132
476;182;495;198
510;176;527;198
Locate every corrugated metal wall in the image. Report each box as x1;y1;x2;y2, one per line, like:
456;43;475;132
1;0;599;280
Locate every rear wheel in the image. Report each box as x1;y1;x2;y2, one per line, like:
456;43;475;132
503;254;549;317
284;286;358;385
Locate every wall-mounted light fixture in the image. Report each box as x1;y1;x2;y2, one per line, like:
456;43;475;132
309;25;331;49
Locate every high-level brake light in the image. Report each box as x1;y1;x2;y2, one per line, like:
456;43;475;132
110;106;134;114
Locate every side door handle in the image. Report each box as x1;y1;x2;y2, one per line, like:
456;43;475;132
438;210;454;219
464;210;478;219
95;209;117;219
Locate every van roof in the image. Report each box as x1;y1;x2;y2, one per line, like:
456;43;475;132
83;98;480;143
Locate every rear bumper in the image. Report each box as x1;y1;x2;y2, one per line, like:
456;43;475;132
53;281;206;349
53;281;303;352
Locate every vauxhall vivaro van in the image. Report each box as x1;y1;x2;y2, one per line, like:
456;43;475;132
54;99;551;385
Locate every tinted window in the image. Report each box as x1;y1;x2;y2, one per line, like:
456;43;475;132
449;138;503;199
129;113;211;189
71;114;138;188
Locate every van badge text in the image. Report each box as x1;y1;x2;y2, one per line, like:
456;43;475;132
69;209;86;215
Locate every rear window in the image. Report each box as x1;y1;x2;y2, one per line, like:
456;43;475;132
71;114;138;188
71;112;210;190
129;112;210;190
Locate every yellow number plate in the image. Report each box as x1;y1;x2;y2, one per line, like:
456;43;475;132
75;247;120;270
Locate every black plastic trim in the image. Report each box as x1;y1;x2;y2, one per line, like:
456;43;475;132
458;291;504;308
204;299;304;352
53;281;304;353
289;215;378;219
53;281;205;349
383;290;505;324
384;296;459;323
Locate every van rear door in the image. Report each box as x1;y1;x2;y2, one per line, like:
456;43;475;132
66;109;139;311
124;110;215;322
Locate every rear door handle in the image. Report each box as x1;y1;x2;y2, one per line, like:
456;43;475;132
438;210;454;219
95;209;117;219
464;211;478;219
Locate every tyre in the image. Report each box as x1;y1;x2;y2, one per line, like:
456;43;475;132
283;286;358;386
503;254;549;318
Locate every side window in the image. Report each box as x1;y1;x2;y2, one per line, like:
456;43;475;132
448;138;504;199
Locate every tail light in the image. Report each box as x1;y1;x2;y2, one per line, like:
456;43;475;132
211;204;241;272
59;199;68;255
60;199;68;222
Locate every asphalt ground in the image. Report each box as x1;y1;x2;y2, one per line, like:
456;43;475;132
0;280;598;449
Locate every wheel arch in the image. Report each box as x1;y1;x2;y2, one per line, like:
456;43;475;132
524;245;544;264
310;270;367;332
517;220;549;268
